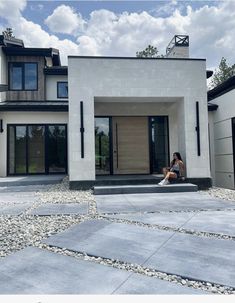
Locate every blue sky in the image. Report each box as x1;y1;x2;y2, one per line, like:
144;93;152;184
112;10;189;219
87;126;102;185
0;1;234;70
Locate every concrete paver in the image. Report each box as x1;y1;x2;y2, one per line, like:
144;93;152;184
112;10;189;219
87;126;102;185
105;212;195;229
0;246;206;294
145;232;235;288
29;203;88;216
0;247;130;294
44;219;235;288
96;192;235;213
114;272;207;294
0;203;32;215
183;210;235;237
43;219;175;264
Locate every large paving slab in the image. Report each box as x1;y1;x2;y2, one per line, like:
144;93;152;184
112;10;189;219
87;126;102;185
44;219;235;288
0;246;129;294
96;192;235;214
43;219;175;264
0;203;32;215
183;210;235;237
0;247;205;294
29;203;88;216
145;232;235;288
114;272;207;294
105;212;195;229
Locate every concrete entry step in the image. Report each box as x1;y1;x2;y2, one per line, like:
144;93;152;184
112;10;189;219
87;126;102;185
0;175;65;187
94;183;198;195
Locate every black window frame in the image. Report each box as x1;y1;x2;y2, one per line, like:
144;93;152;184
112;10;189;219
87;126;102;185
57;81;68;99
8;62;38;91
7;123;68;176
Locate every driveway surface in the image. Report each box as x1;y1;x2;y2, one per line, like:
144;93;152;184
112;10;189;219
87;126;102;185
0;186;235;294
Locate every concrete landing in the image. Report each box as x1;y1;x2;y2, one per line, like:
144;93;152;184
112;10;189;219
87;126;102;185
0;175;65;187
0;247;205;294
94;183;198;195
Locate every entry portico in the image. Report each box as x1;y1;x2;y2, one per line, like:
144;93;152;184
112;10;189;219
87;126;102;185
68;56;211;188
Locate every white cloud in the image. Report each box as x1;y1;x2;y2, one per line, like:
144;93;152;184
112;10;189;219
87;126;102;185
45;5;86;35
0;0;26;20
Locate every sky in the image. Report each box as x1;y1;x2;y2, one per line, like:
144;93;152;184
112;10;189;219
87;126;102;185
0;0;235;71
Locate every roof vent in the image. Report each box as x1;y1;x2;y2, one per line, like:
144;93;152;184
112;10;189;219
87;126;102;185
166;35;189;58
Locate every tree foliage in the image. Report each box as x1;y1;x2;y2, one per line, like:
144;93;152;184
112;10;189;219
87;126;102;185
2;28;14;38
210;57;235;88
136;45;163;58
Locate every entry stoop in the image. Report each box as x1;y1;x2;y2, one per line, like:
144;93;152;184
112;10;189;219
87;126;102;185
94;183;198;195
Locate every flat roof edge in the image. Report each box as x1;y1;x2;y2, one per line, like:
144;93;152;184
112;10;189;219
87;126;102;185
68;56;206;61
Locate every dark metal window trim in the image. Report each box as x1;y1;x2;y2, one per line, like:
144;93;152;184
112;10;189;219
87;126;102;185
8;62;38;91
7;123;68;176
57;81;68;99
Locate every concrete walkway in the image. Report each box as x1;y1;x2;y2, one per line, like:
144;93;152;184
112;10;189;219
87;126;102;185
0;187;235;294
0;175;65;187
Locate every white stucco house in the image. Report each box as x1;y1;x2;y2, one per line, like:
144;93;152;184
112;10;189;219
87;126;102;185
208;76;235;189
0;34;213;189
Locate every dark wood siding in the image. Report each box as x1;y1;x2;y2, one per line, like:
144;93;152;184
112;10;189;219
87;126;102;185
6;56;45;101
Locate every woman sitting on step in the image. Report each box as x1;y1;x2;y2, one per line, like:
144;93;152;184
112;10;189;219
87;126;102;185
158;152;185;186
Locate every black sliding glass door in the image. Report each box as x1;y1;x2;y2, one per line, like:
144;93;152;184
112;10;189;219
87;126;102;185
8;124;67;175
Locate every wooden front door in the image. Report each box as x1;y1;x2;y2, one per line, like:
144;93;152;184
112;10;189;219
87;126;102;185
112;117;149;174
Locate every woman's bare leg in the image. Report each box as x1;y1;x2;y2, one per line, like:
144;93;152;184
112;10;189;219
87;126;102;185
165;172;177;180
163;167;169;177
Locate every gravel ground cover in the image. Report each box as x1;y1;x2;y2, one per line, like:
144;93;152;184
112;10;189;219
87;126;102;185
0;179;235;295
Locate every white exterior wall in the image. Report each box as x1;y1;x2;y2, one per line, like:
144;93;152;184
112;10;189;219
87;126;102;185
46;75;68;100
68;57;210;182
209;89;235;189
0;112;68;177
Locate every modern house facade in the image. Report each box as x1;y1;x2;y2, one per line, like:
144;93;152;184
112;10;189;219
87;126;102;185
0;35;68;177
208;76;235;189
0;34;213;189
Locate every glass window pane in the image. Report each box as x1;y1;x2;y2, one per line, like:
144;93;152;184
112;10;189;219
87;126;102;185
95;118;110;175
10;64;23;90
151;117;169;174
15;126;27;174
48;125;66;173
25;63;37;90
57;82;68;98
28;126;45;173
8;126;15;174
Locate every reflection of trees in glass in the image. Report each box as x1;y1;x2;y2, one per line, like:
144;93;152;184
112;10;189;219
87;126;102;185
48;126;66;172
95;122;110;173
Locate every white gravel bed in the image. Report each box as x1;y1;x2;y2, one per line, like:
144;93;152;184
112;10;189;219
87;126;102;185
200;187;235;202
35;243;235;295
36;176;95;204
0;214;86;258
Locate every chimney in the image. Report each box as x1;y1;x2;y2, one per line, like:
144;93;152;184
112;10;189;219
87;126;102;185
166;35;189;58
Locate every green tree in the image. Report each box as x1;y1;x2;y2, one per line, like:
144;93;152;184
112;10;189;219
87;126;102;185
136;45;163;58
210;57;235;88
2;28;14;38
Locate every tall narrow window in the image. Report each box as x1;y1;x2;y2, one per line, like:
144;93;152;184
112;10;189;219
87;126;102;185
150;116;169;174
95;118;111;175
57;82;68;98
9;62;37;90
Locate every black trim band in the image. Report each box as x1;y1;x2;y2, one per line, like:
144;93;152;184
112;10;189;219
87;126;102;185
80;101;85;158
195;101;201;156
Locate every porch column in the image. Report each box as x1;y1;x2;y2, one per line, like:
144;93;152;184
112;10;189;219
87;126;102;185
68;86;96;188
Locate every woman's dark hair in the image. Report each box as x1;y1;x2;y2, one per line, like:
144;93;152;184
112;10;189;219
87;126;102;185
171;152;183;165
